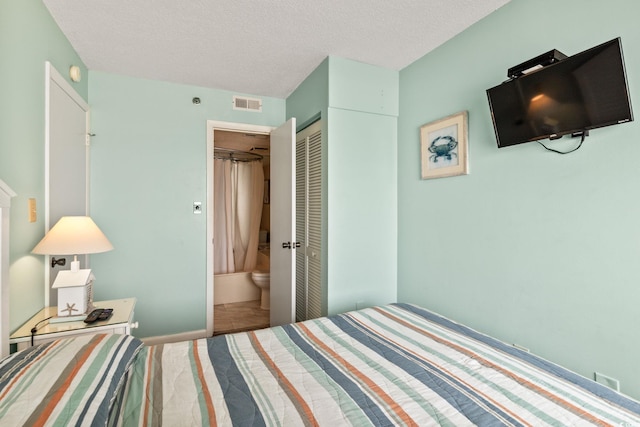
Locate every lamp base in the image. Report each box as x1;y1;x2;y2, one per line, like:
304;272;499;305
49;314;87;324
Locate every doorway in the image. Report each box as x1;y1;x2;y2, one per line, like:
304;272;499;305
206;119;297;336
212;129;270;335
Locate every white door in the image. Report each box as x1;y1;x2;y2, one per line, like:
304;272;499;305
269;118;296;326
0;181;17;358
45;62;90;305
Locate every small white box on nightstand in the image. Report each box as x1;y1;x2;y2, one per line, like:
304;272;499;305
52;269;94;317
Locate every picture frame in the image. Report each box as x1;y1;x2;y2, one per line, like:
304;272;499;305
420;111;469;179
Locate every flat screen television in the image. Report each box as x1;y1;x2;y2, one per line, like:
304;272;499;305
487;38;633;148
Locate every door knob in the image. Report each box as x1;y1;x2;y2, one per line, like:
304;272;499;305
282;242;291;249
295;242;301;248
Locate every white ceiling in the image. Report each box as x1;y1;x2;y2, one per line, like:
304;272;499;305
43;0;511;99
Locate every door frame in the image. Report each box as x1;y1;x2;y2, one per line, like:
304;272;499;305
0;180;16;358
205;120;275;336
44;62;90;305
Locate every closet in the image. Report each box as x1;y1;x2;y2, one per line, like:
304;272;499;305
295;121;322;321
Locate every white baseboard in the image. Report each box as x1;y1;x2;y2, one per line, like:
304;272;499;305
140;329;208;346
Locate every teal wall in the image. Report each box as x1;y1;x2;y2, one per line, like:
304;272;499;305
326;108;397;313
286;58;328;130
6;0;639;402
286;59;330;313
326;58;398;314
288;57;399;315
398;0;640;399
0;0;88;331
88;71;285;337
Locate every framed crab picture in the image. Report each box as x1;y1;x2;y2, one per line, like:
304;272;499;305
420;111;469;179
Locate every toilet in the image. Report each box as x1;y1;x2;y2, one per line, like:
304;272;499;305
251;270;270;310
251;246;270;310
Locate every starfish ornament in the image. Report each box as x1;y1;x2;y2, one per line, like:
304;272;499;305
62;302;78;316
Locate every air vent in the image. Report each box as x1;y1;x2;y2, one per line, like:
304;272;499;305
233;96;262;112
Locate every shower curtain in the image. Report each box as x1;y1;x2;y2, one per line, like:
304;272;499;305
214;158;264;274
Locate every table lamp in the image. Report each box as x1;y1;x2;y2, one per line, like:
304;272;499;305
32;216;113;320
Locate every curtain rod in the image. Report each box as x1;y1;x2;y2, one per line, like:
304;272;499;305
214;147;263;162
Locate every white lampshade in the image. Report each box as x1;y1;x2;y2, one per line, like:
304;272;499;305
32;216;113;256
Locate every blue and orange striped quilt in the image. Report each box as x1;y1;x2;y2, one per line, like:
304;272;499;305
114;304;640;426
0;333;143;426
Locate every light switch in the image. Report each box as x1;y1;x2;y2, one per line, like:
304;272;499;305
193;201;202;214
28;198;37;223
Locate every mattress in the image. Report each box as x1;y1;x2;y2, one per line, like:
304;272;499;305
113;303;640;426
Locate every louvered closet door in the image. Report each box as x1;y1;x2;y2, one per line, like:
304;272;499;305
306;129;322;319
295;135;307;321
295;121;322;322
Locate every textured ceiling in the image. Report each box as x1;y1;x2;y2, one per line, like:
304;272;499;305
43;0;510;99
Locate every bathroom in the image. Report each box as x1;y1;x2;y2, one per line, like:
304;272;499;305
212;130;271;335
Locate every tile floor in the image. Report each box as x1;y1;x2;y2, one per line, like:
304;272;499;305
213;300;270;335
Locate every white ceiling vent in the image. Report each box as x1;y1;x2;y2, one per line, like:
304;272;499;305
233;96;262;112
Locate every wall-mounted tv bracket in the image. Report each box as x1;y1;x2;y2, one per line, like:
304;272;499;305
508;47;589;154
538;130;589;155
507;49;567;80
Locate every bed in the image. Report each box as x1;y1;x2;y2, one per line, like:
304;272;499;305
1;303;639;426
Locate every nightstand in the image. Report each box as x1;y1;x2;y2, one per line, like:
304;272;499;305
9;298;138;352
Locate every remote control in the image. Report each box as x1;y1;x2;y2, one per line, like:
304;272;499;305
84;309;104;324
98;308;113;321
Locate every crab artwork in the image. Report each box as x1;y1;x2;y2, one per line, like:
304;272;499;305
428;135;458;163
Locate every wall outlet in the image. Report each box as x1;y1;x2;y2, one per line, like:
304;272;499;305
594;372;620;391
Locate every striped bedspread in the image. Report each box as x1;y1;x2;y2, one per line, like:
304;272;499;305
115;303;640;426
0;334;143;427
